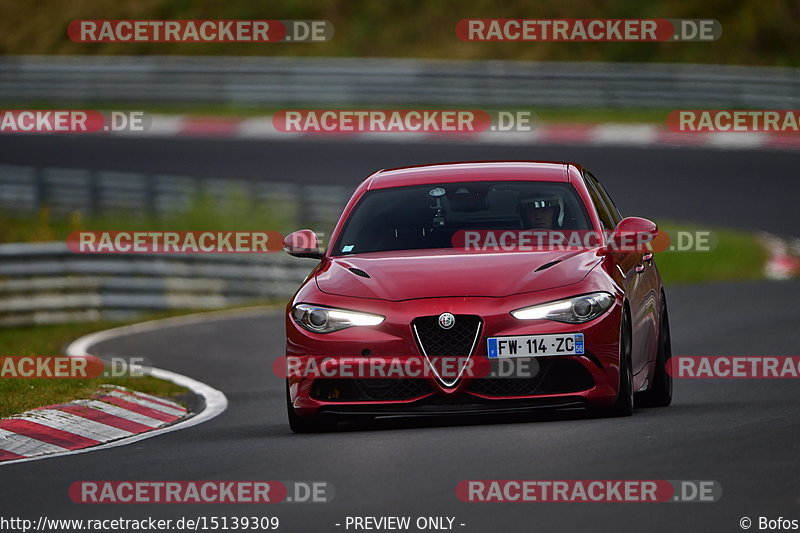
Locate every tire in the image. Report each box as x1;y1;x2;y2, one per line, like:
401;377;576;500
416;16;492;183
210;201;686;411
607;308;634;417
286;380;335;433
636;295;673;407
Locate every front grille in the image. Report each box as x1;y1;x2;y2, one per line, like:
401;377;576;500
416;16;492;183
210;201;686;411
311;378;433;401
467;358;594;397
355;378;433;400
412;314;482;357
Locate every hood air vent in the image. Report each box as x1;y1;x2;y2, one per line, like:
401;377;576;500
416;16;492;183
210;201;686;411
348;267;371;278
535;260;561;272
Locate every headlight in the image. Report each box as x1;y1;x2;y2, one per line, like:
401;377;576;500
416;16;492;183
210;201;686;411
511;292;614;323
292;304;385;333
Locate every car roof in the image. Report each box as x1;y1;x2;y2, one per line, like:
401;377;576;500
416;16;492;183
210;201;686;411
366;161;581;190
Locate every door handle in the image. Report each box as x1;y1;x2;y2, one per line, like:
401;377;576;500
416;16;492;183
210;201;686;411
635;263;645;273
642;252;654;262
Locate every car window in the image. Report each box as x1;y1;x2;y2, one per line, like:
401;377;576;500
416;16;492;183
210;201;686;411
333;181;593;255
582;174;616;230
586;171;623;225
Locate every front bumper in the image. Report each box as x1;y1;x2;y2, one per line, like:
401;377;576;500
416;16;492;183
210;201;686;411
286;289;623;418
317;396;589;418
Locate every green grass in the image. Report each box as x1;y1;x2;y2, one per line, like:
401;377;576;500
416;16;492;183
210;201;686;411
0;207;772;418
0;187;295;244
0;317;195;418
1;0;799;67
0;205;771;286
534;108;669;124
653;222;768;285
0;375;187;420
0;187;294;418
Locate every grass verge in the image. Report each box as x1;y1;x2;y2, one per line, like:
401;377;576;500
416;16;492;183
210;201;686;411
0;187;295;244
1;1;798;67
654;222;768;285
0;217;772;417
0;317;192;419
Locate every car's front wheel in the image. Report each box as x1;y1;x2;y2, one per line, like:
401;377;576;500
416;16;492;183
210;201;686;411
286;381;336;433
605;308;634;417
636;294;673;407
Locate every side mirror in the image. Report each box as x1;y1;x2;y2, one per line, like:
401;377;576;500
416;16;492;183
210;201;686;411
283;229;323;259
601;217;658;254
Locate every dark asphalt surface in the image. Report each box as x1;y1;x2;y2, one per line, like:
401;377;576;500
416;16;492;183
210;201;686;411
1;137;799;532
2;281;800;533
1;135;798;235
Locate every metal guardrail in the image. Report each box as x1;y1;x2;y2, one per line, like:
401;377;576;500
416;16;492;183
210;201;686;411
0;242;314;327
0;165;352;327
1;56;799;108
0;164;352;229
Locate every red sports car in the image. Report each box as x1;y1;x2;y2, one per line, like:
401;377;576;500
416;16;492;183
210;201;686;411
283;161;672;432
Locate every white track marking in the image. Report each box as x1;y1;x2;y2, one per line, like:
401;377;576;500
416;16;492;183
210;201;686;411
115;388;188;412
12;410;132;441
707;131;765;148
101;389;186;417
95;114;800;151
70;400;164;428
592;124;660;145
0;307;280;466
0;428;68;457
142;114;185;137
238;117;297;139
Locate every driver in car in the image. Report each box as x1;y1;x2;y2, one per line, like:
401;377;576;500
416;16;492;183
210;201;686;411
518;193;564;230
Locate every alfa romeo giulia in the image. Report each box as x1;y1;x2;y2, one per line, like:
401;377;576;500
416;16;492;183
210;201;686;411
283;162;672;432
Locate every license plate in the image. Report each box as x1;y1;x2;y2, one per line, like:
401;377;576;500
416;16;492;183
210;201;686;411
487;333;584;358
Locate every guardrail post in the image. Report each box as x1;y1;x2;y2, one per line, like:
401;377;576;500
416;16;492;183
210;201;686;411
297;184;311;229
88;170;100;215
145;173;158;218
34;167;48;210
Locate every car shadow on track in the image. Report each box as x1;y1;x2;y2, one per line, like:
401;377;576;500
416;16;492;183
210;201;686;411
283;402;699;434
318;408;603;433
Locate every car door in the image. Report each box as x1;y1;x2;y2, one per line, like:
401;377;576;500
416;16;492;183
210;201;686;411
584;171;658;380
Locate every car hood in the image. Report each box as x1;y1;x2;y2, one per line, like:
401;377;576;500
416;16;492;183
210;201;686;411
315;249;601;301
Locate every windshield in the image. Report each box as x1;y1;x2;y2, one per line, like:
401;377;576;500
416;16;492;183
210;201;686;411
332;181;592;255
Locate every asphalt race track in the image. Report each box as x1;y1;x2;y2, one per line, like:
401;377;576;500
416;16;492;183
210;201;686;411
2;136;799;532
2;134;799;235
